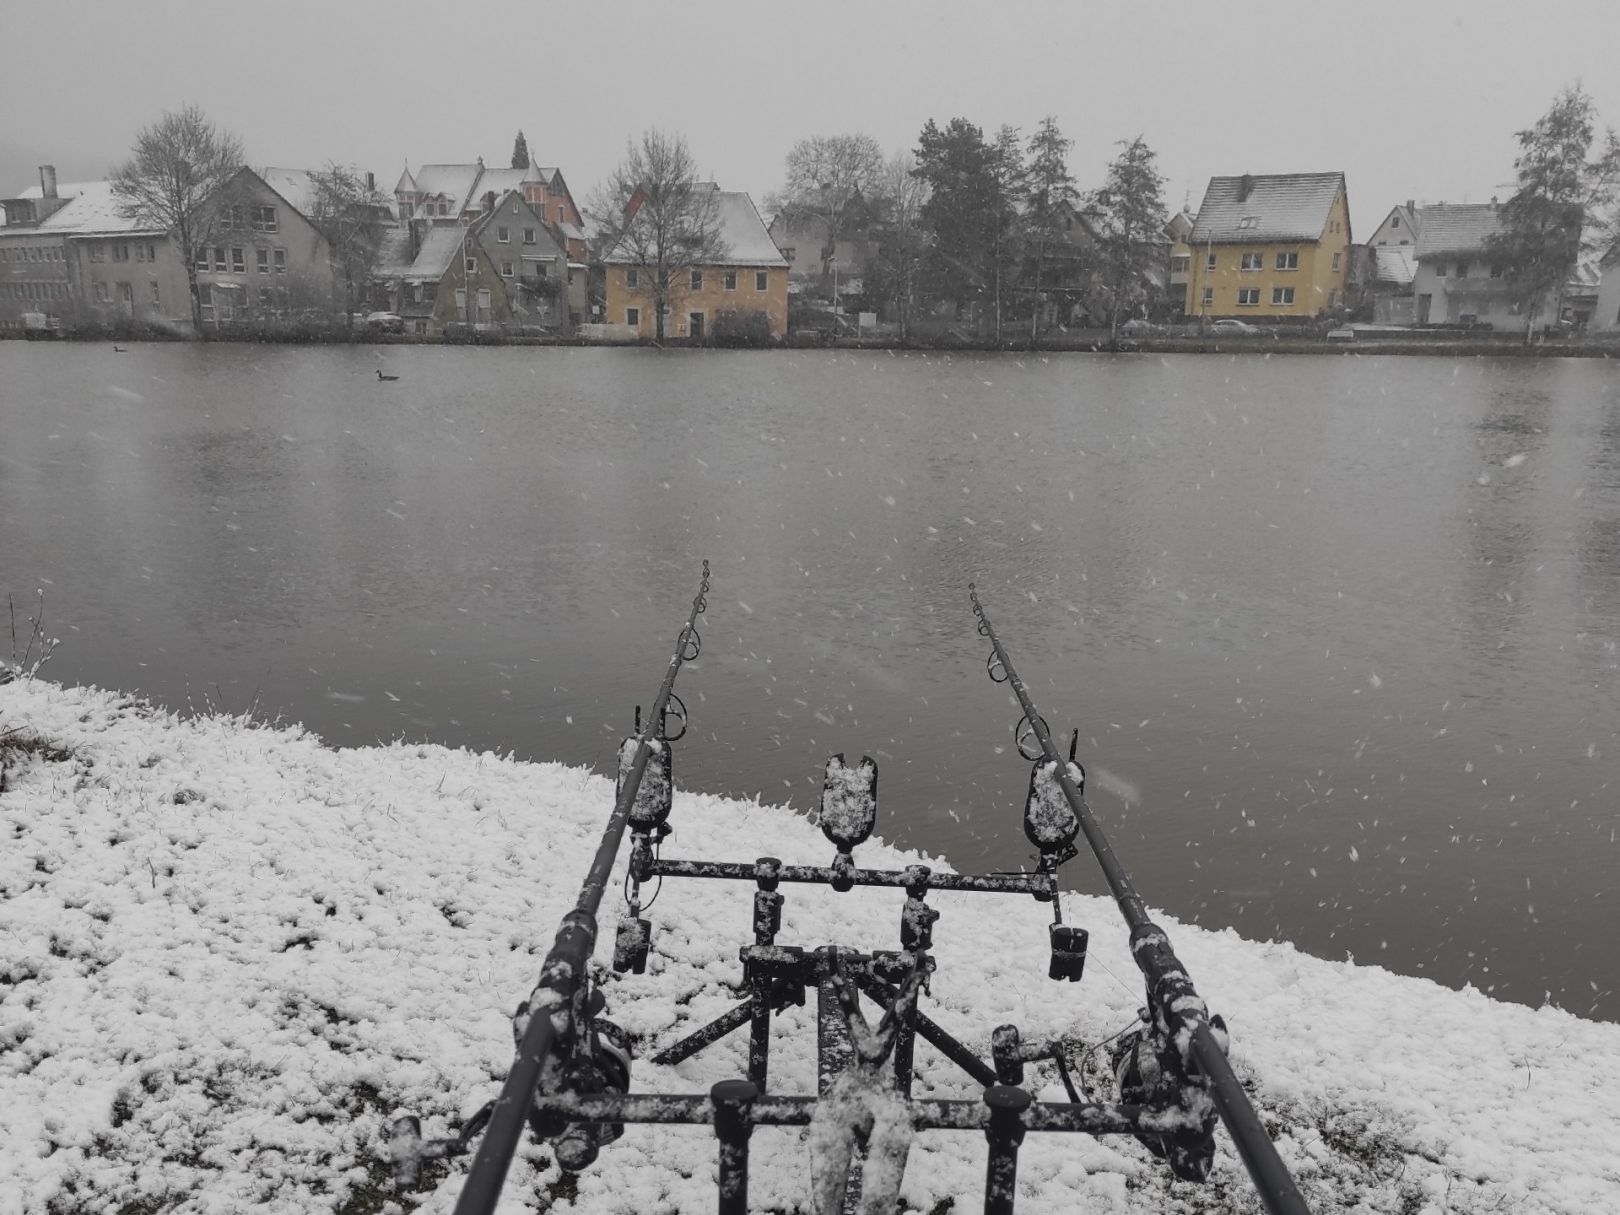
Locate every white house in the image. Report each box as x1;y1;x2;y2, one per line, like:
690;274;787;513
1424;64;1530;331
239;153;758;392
1411;203;1558;331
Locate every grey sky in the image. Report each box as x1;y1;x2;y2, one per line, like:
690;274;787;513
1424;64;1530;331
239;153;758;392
4;0;1618;237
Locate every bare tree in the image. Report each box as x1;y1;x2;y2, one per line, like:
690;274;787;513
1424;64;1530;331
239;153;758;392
770;133;884;282
307;164;391;335
591;129;726;344
868;150;929;341
111;104;245;334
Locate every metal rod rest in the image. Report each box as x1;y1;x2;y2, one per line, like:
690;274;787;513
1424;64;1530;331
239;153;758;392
648;856;1055;896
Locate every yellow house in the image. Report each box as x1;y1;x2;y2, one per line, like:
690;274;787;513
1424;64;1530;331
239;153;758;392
603;185;789;341
1185;172;1351;323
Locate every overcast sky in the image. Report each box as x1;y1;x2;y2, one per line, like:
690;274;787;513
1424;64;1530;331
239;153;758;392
4;0;1618;237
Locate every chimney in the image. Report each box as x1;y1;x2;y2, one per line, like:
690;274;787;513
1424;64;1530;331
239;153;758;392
1238;173;1254;202
40;165;57;199
1405;199;1414;213
365;170;375;193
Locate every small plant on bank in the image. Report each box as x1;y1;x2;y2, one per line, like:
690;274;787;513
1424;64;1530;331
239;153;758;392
4;590;59;685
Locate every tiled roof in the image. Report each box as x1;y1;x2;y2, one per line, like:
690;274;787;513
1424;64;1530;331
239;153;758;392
1414;203;1503;261
1189;172;1346;244
393;166;418;195
603;186;787;267
371;226;416;278
15;180;95;201
37;182;166;235
404;226;467;281
1373;246;1416;286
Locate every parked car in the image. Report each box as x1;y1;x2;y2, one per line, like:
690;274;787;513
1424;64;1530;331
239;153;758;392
1119;318;1163;336
1210;319;1262;336
364;311;405;334
1326;326;1355;342
788;307;855;338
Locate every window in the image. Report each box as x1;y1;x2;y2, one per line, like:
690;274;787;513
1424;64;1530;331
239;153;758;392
211;247;226;271
147;244;156;262
1271;286;1295;305
556;205;564;223
257;249;269;273
626;306;640;327
1490;263;1504;279
1454;259;1469;278
688;311;705;339
626;268;639;288
1170;256;1190;273
1237;287;1260;306
537;262;549;278
259;287;272;309
454;287;467;309
1237;216;1259;229
1332;252;1343;272
150;281;161;305
194;246;207;271
231;247;245;273
136;244;146;263
723;271;737;290
690;270;703;290
477;288;490;308
465;257;477;272
1201;286;1214;306
1392;215;1401;229
113;243;129;262
497;226;510;243
90;245;105;263
252;206;278;233
756;271;768;291
437;200;448;216
119;282;133;304
273;249;286;273
1240;252;1263;271
1275;251;1298;270
1435;260;1448;277
95;281;109;302
523;227;536;245
500;261;514;277
1206;252;1217;271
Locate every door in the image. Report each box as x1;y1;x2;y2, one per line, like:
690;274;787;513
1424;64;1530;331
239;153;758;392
688;311;705;340
1417;293;1431;325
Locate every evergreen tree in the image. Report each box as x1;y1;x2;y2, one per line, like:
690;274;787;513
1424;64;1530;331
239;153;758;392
1485;85;1620;341
1022;117;1077;342
988;124;1025;341
511;130;530;170
1091;136;1167;337
912;118;1002;322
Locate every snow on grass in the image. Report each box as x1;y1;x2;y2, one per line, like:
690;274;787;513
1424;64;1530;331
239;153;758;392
3;677;1619;1214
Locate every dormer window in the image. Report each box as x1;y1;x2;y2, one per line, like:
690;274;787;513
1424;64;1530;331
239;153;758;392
1237;216;1259;229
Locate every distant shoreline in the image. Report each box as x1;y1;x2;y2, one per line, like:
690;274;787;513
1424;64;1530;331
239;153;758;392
7;330;1618;358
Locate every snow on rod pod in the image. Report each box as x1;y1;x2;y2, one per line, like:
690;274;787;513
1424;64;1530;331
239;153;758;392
967;583;1311;1215
452;561;711;1215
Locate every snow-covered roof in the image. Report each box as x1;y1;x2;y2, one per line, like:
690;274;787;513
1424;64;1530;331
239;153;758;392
1414;203;1503;261
15;180;95;202
1189;172;1346;244
393;166;418;195
400;226;467;282
404;164;483;216
1373;245;1416;286
466;165;541;206
602;186;787;267
257;167;319;217
36;181;166;236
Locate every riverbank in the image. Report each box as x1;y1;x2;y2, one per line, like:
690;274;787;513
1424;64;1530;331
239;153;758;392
7;329;1620;358
3;673;1618;1214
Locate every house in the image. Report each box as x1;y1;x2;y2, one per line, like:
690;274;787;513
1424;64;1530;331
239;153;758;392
185;167;337;327
0;167;82;334
371;224;511;335
394;158;588;261
1594;240;1620;332
467;189;574;331
1368;246;1418;324
767;193;884;298
1166;209;1195;313
1411;202;1559;330
1562;256;1602;330
1184;171;1352;322
602;185;789;341
1367;201;1421;248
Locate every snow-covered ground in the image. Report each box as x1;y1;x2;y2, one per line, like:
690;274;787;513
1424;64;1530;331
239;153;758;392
3;675;1618;1214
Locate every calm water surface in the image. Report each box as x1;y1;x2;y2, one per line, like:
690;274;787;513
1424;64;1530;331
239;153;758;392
3;342;1618;1019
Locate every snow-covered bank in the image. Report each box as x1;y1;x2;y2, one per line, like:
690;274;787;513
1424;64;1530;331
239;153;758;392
3;677;1617;1215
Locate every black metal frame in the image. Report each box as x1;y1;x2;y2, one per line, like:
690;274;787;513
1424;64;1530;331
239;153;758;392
390;564;1310;1215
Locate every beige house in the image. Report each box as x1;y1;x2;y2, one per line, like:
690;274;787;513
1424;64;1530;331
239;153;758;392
603;186;789;341
1411;203;1558;331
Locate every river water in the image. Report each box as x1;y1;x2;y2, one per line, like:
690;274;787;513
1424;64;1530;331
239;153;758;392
3;342;1617;1020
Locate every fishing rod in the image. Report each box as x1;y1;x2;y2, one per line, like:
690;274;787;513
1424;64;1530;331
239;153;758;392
968;582;1310;1215
446;560;710;1215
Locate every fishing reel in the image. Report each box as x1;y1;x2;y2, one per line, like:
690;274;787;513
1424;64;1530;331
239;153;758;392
510;983;633;1171
1109;1011;1226;1182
